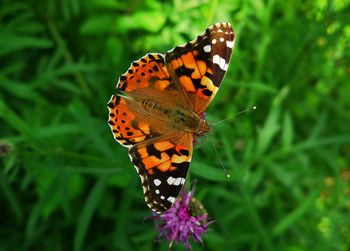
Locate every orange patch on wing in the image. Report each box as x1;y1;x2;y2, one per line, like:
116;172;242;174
143;153;170;169
117;99;136;121
136;75;149;88
157;160;171;172
201;76;215;91
181;52;195;67
170;59;182;70
138;122;150;134
154;141;174;151
109;96;151;147
178;75;195;92
137;147;148;158
181;52;201;79
169;166;177;171
176;145;188;152
197;60;207;76
191;70;201;79
171;154;188;163
131;135;146;143
156;80;171;90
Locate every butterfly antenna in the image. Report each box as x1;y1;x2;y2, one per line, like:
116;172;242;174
208;136;230;178
212;106;257;126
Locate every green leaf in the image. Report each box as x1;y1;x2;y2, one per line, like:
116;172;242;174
74;176;106;251
106;37;123;65
32;124;83;139
0;74;44;102
256;86;290;155
282;112;293;149
86;0;128;10
256;105;280;155
0;34;52;57
0;171;22;222
117;11;166;33
80;16;116;35
0;100;30;135
191;161;228;181
272;191;319;236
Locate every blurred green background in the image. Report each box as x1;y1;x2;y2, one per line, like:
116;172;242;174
1;0;350;250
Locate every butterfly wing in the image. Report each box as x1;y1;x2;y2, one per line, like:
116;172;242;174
129;133;193;213
165;22;235;114
108;53;188;148
108;23;235;213
108;53;193;213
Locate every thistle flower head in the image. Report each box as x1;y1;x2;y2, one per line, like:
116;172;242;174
150;186;212;250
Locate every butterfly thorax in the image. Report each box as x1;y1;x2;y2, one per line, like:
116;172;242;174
170;108;210;136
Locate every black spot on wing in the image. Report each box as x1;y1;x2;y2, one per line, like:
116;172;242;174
179;149;190;156
171;161;190;169
145;144;162;159
202;89;213;97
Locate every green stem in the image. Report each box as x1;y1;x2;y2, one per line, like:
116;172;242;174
240;184;274;251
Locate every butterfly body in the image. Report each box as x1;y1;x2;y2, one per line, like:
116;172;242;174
108;22;235;213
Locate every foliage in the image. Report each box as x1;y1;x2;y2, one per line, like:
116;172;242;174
1;0;349;250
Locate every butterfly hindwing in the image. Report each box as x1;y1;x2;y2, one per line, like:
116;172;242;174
128;133;193;213
165;22;234;113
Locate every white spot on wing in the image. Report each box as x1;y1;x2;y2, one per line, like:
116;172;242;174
161;196;165;200
212;38;216;44
173;178;181;186
167;176;185;186
213;54;228;71
167;176;175;185
155;189;160;194
154;179;161;186
203;45;211;53
226;40;234;48
167;196;175;204
220;37;224;42
213;54;220;64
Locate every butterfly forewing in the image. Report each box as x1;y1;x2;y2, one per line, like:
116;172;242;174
165;22;235;114
108;54;186;148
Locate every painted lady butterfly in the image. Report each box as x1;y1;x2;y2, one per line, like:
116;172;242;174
108;22;235;213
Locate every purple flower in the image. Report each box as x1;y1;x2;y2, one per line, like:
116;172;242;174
150;186;212;250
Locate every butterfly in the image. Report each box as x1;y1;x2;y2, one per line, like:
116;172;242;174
108;22;235;213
